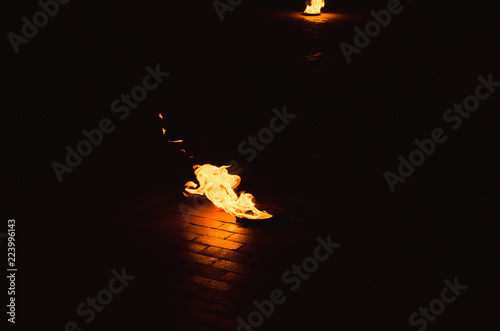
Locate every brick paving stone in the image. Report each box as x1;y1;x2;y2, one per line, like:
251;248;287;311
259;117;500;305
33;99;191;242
169;239;209;253
199;246;253;264
200;209;236;223
211;260;256;276
208;279;237;292
184;224;233;239
219;272;255;286
173;249;219;266
222;225;276;242
166;219;194;230
142;237;207;258
181;260;228;280
143;224;199;241
140;231;207;253
235;243;268;256
193;236;243;250
174;203;232;222
188;274;213;288
226;233;262;245
189;275;237;291
217;223;260;236
122;193;326;331
181;215;227;229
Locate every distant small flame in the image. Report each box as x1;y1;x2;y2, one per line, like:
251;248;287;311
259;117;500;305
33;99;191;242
185;164;272;220
168;140;184;143
162;128;166;135
304;0;324;14
180;149;186;153
159;113;163;120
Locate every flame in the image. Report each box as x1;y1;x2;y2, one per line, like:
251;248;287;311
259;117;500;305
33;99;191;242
162;128;166;135
159;113;163;119
168;140;184;143
184;164;273;220
304;0;324;14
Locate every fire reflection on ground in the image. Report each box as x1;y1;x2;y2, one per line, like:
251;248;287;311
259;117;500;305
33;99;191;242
304;52;329;72
300;12;336;23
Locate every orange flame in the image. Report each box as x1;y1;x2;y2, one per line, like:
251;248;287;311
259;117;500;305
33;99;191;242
162;128;166;135
304;0;324;14
159;113;163;119
184;164;272;220
168;140;183;143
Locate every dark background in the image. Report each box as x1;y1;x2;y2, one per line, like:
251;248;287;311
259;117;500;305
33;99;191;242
2;0;499;330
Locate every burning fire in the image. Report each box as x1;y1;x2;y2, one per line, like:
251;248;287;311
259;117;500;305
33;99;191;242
184;164;273;220
158;113;166;134
304;0;324;15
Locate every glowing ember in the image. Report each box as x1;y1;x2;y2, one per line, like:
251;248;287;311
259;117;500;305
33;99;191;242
168;140;184;143
162;127;166;135
184;164;273;220
304;0;324;15
158;113;163;119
